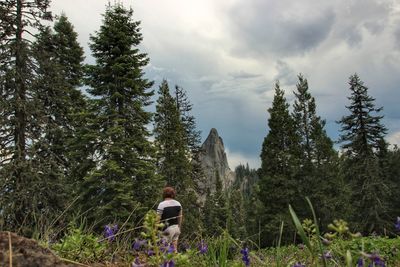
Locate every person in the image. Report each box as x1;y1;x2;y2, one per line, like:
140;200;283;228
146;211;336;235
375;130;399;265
156;187;183;252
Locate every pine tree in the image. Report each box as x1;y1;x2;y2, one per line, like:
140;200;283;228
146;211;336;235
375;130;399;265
81;3;160;226
153;80;203;236
174;85;205;191
292;74;341;227
258;81;300;245
52;14;84;88
28;15;86;227
154;80;191;191
50;14;88;192
0;0;52;234
174;85;202;154
338;74;389;233
338;74;387;157
173;85;205;234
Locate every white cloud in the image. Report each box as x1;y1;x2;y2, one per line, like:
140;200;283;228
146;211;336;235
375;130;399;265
387;131;400;147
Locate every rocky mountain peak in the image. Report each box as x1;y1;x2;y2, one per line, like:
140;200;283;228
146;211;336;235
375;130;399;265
202;128;228;169
199;128;235;193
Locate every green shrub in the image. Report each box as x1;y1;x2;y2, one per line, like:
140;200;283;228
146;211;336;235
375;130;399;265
52;225;107;263
329;236;400;265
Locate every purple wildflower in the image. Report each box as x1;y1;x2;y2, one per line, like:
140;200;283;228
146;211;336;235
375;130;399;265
198;240;208;254
369;253;385;267
357;258;364;267
132;239;146;251
147;249;154;256
240;247;250;266
158;239;169;253
293;263;305;267
167;244;175;254
161;260;175;267
395;217;400;231
104;224;118;242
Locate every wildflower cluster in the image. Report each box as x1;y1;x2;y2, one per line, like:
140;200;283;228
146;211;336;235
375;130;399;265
240;247;250;266
198;240;208;255
395;217;400;232
104;224;118;242
131;238;177;267
357;253;386;267
133;239;147;251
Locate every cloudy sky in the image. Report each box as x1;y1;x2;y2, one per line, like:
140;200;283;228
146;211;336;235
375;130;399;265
51;0;400;169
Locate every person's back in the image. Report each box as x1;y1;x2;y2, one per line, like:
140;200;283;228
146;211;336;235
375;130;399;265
157;199;181;228
157;187;182;252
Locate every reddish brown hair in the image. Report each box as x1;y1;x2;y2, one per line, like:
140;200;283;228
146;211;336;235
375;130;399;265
163;187;176;199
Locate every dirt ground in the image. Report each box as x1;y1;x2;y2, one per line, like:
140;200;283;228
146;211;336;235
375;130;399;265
0;231;79;267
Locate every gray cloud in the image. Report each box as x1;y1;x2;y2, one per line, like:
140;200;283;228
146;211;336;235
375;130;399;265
229;71;262;79
330;0;392;47
226;0;394;57
275;60;297;86
227;0;336;57
364;21;385;35
394;24;400;50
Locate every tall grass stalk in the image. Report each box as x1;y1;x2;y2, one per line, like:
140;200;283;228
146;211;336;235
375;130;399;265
306;197;327;267
289;197;328;267
289;204;313;254
275;221;284;267
205;230;232;267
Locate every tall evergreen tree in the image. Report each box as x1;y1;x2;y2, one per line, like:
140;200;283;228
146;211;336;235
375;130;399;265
50;14;89;192
28;15;86;227
153;80;203;236
52;14;85;88
338;74;389;233
174;85;202;154
0;0;52;234
80;3;160;225
154;80;191;191
258;81;300;245
338;74;387;157
292;74;342;227
174;85;205;191
173;85;205;235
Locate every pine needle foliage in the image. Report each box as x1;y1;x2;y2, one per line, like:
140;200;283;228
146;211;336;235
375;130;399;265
80;3;160;226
